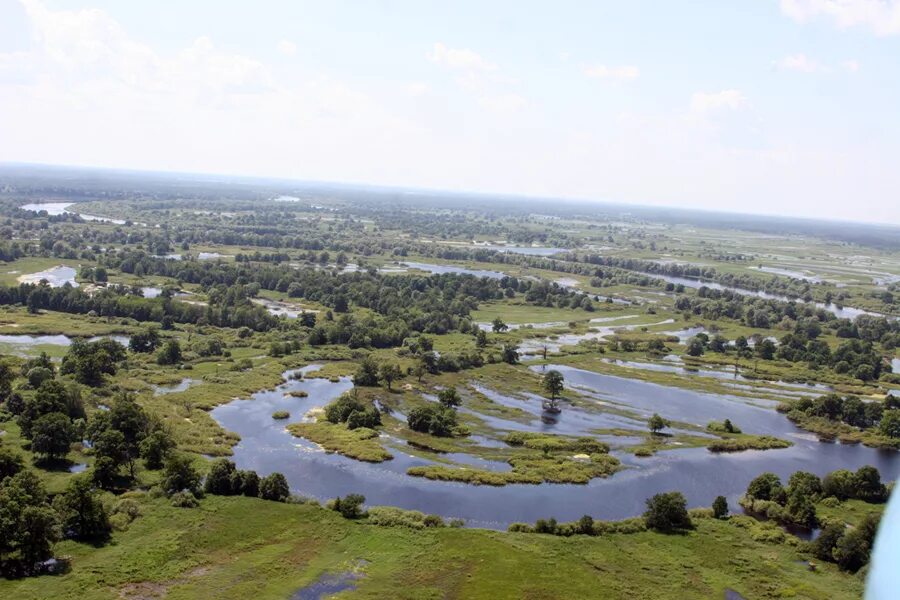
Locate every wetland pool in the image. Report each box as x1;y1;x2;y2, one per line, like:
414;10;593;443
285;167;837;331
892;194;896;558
210;364;899;528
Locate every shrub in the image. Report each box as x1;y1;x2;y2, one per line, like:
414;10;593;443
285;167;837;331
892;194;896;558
204;459;239;495
746;472;785;502
822;469;855;500
160;454;201;496
140;429;175;470
26;366;54;388
712;495;729;519
332;493;366;519
170;491;199;508
643;491;692;532
407;404;457;437
258;472;290;502
52;476;111;541
0;446;26;481
813;523;846;561
272;411;290;420
324;392;380;429
238;470;260;497
365;506;444;528
853;465;887;502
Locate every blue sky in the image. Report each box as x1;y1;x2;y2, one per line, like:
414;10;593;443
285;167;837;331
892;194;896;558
1;0;899;223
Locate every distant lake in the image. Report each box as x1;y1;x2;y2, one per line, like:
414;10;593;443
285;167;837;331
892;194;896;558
648;272;881;320
402;262;506;280
474;245;564;257
20;202;126;225
17;266;78;287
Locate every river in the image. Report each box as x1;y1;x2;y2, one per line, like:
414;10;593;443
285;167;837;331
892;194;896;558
210;364;899;528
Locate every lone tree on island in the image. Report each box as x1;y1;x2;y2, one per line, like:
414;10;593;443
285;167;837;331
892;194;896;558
541;370;565;412
648;413;669;435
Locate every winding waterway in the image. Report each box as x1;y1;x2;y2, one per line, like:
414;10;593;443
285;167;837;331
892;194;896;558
646;272;881;320
210;364;899;528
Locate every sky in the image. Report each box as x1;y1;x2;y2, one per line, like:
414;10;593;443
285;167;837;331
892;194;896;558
1;0;899;224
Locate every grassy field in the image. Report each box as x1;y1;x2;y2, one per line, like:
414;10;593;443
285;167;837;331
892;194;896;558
0;494;867;600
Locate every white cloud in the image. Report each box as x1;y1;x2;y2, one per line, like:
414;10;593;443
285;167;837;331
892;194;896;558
690;90;747;113
774;53;862;74
780;0;900;36
428;42;496;71
3;1;897;224
583;64;640;81
478;93;527;113
277;40;297;56
775;53;825;72
405;82;429;96
15;0;271;95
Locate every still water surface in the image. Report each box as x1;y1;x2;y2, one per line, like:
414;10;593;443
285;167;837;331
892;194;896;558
211;365;898;528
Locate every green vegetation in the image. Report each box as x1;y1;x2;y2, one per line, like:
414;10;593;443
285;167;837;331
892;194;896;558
740;466;888;572
706;435;792;453
0;493;869;599
408;452;620;486
780;393;900;449
287;422;392;462
3;172;900;597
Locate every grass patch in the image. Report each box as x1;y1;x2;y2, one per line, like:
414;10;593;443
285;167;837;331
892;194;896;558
0;494;866;600
287;421;393;462
706;435;793;453
408;452;620;486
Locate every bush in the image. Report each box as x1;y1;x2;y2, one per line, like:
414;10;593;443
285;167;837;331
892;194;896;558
332;493;366;519
833;528;871;572
52;476;111;541
407;404;458;437
109;498;142;531
160;454;201;496
156;340;182;365
170;491;199;508
238;470;260;497
822;469;855;500
365;506;444;528
643;491;692;532
746;472;785;502
813;523;846;561
352;357;380;386
204;459;239;495
26;366;54;388
272;410;290;420
112;498;142;521
712;495;729;519
0;446;26;481
324;393;380;430
853;465;888;502
140;429;175;470
258;472;290;502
